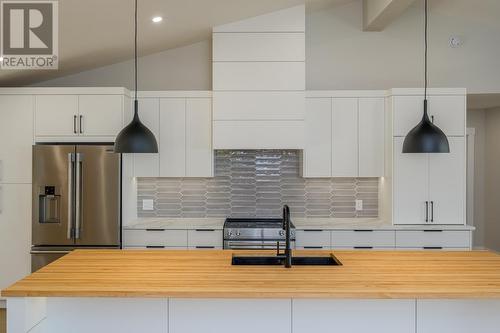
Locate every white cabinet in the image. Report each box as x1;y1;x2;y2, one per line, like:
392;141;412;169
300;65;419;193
159;98;213;178
303;94;385;178
395;230;471;249
35;95;78;137
303;98;331;177
186;99;213;177
393;137;465;225
331;230;395;249
35;93;124;139
0;95;33;184
332;98;358;177
295;230;331;249
187;229;223;249
393;95;465;137
78;95;123;136
128;98;160;177
359;98;385;177
0;184;31;294
123;229;188;248
293;299;415;333
160;98;186;177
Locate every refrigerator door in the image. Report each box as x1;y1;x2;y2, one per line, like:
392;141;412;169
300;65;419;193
74;145;120;246
32;145;76;246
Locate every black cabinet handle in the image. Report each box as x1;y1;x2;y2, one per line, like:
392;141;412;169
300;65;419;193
73;115;77;134
423;246;442;250
146;229;165;232
195;229;215;232
430;201;434;222
423;230;443;233
303;246;324;249
195;246;215;249
354;230;373;232
79;115;83;133
354;246;373;249
425;201;429;222
146;245;165;249
303;229;324;232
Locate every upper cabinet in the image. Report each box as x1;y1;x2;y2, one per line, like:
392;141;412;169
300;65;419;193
212;5;305;150
34;89;127;141
128;92;213;178
0;95;34;184
303;92;385;178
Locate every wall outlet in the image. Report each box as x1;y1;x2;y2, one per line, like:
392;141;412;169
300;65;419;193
355;199;363;211
142;199;154;211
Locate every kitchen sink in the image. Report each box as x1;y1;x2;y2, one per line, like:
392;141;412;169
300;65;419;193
231;254;342;266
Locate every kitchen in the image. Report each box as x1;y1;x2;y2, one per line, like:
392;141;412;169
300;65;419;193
0;0;500;332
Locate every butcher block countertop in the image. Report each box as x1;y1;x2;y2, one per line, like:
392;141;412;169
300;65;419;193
3;249;500;299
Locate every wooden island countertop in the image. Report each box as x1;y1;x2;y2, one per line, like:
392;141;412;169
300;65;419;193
3;249;500;299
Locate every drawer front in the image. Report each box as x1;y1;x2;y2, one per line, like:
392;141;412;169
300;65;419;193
123;230;188;247
395;230;470;248
188;246;223;250
187;230;223;247
295;230;331;248
123;246;188;250
331;230;395;248
395;247;470;251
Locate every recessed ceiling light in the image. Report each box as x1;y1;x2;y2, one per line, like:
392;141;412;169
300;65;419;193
152;16;163;23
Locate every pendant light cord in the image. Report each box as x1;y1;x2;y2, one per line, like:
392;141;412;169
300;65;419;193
424;0;428;101
134;0;138;102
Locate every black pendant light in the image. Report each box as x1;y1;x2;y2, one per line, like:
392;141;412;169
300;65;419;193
402;0;449;153
114;0;158;153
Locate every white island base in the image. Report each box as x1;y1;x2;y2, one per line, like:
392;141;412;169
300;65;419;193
7;297;500;333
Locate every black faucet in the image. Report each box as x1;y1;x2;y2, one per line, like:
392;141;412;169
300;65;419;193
282;204;292;268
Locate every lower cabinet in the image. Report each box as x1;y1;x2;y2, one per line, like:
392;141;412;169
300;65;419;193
0;184;31;295
331;230;395;249
295;230;330;249
123;228;223;249
293;299;415;333
395;230;471;249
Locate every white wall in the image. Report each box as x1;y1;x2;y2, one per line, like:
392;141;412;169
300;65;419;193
34;40;212;90
33;1;500;94
467;109;486;248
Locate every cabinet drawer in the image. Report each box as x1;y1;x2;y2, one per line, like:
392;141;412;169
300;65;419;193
123;230;188;247
188;246;223;250
187;230;223;247
395;230;470;248
295;230;331;248
331;230;395;248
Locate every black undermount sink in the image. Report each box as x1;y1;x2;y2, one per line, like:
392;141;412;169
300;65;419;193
231;254;342;266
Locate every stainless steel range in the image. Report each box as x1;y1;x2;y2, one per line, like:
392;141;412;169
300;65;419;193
223;218;296;250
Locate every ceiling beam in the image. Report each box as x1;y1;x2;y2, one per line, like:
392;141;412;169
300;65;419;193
363;0;417;31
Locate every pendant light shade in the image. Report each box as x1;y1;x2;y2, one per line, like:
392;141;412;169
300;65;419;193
402;100;449;153
115;100;158;153
402;0;450;154
114;0;158;154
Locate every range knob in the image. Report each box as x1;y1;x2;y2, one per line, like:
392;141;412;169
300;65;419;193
279;230;285;236
236;230;241;236
227;230;233;237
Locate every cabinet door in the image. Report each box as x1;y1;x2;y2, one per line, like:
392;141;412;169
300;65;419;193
159;99;186;177
303;98;331;177
35;95;78;136
393;137;429;225
359;98;384;177
427;95;466;136
0;95;33;183
186;98;213;177
78;95;123;136
125;98;160;177
428;137;466;225
392;96;423;137
0;184;31;291
332;98;358;177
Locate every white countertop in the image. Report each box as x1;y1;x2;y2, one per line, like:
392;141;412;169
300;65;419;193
124;217;475;231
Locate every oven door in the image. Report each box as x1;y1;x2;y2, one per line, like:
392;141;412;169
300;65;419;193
224;240;295;250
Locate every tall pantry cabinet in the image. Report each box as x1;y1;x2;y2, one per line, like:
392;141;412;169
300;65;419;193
387;89;467;225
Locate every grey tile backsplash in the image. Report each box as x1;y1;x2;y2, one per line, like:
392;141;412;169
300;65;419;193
137;150;379;218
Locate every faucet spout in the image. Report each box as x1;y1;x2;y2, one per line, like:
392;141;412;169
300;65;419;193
282;205;292;268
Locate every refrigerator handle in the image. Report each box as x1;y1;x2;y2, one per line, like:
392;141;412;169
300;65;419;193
75;153;83;239
67;153;74;239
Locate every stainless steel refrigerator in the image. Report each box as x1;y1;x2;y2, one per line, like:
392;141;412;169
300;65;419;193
31;144;121;272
